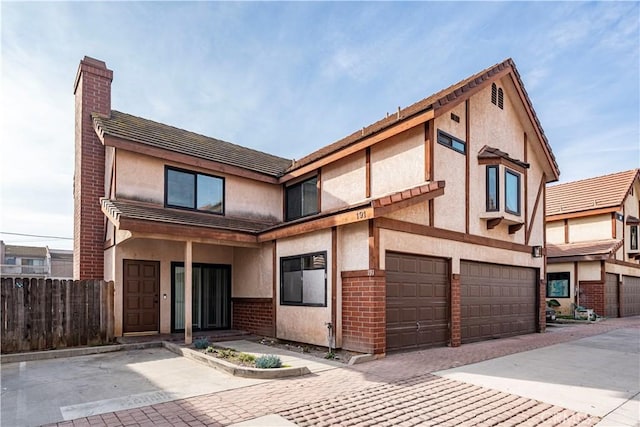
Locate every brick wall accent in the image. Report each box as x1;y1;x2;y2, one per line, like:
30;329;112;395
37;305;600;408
579;281;605;316
341;269;386;354
450;273;461;347
73;57;113;280
538;279;547;332
232;298;274;337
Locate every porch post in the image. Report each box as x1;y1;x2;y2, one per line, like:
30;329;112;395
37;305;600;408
185;240;193;345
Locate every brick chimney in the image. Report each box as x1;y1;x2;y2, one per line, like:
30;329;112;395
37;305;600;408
73;57;113;279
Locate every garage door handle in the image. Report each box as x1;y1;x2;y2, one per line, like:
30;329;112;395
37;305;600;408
416;322;421;331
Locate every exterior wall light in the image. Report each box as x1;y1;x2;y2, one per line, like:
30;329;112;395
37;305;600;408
532;246;543;258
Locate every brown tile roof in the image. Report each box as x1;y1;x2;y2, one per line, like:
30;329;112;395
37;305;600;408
477;145;529;169
547;239;622;259
546;169;639;217
288;58;559;177
372;181;445;208
93;111;293;177
101;198;277;234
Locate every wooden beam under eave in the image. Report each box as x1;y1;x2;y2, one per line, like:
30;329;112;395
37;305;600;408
487;217;503;230
118;218;259;244
509;223;524;234
258;207;374;242
280;109;435;182
546;206;621;222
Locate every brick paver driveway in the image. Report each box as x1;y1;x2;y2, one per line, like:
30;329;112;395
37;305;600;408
52;318;640;427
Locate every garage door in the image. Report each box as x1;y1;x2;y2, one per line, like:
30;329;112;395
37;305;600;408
386;252;449;351
461;261;536;343
621;275;640;317
605;273;619;318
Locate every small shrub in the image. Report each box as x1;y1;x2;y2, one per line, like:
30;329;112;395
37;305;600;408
255;354;282;369
238;353;256;364
217;348;237;359
194;338;210;349
324;351;336;359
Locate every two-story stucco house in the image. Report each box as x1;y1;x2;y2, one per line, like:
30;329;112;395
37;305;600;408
546;169;640;318
74;56;559;354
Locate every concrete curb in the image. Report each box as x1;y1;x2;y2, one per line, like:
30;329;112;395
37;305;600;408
162;341;311;379
0;342;162;364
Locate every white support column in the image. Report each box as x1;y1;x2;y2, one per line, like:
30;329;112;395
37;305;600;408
185;240;193;345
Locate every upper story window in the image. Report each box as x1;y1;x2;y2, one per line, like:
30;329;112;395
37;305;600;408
631;225;639;251
486;165;499;212
505;169;521;215
165;167;224;214
437;129;466;154
285;176;318;221
281;252;326;306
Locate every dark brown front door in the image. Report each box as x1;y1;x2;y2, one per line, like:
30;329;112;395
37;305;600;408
123;260;159;333
461;261;536;343
386;252;449;352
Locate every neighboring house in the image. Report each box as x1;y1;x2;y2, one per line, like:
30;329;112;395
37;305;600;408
546;169;640;318
74;56;559;354
0;241;73;279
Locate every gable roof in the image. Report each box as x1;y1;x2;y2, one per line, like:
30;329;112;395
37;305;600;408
287;58;559;179
546;169;639;217
547;239;622;260
93;111;293;178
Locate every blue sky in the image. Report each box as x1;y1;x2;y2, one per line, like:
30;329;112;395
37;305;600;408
1;1;638;250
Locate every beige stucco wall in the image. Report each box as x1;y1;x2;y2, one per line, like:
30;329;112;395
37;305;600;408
623;178;640;260
387;202;430;226
322;152;366;211
432;133;465;233
379;228;543;276
114;149;282;221
577;260;601;281
606;261;640;278
338;221;369;272
233;244;273;298
370;126;424;197
568;214;611;243
275;230;333;347
546;262;575;315
546;220;565;245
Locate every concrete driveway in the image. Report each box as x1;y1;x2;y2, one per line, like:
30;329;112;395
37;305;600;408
435;327;640;426
1;347;268;427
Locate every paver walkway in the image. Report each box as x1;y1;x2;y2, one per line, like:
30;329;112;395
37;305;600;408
49;318;640;427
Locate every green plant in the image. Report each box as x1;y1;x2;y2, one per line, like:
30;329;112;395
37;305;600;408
194;338;210;349
255;354;282;369
238;353;256;364
324;351;336;359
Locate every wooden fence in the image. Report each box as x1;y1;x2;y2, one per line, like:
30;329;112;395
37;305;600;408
1;278;114;353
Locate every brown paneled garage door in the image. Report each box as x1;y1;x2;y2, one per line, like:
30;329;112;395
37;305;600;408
605;273;619;318
386;252;449;352
621;275;640;317
461;261;536;343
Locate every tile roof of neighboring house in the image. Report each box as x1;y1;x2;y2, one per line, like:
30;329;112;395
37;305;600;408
546;169;639;217
93;111;293;178
101;199;278;234
477;145;529;169
547;239;623;259
287;58;558;176
4;245;48;258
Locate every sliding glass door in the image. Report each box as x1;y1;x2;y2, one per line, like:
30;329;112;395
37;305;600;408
172;263;231;332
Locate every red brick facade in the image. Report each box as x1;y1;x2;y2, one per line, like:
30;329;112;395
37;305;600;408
341;269;386;354
232;298;274;337
579;281;605;316
450;273;461;347
538;279;547;332
73;57;112;279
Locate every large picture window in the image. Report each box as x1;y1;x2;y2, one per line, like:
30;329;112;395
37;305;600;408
280;252;326;306
165;167;224;214
546;272;570;298
505;169;521;215
486;165;499;211
285;176;318;221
